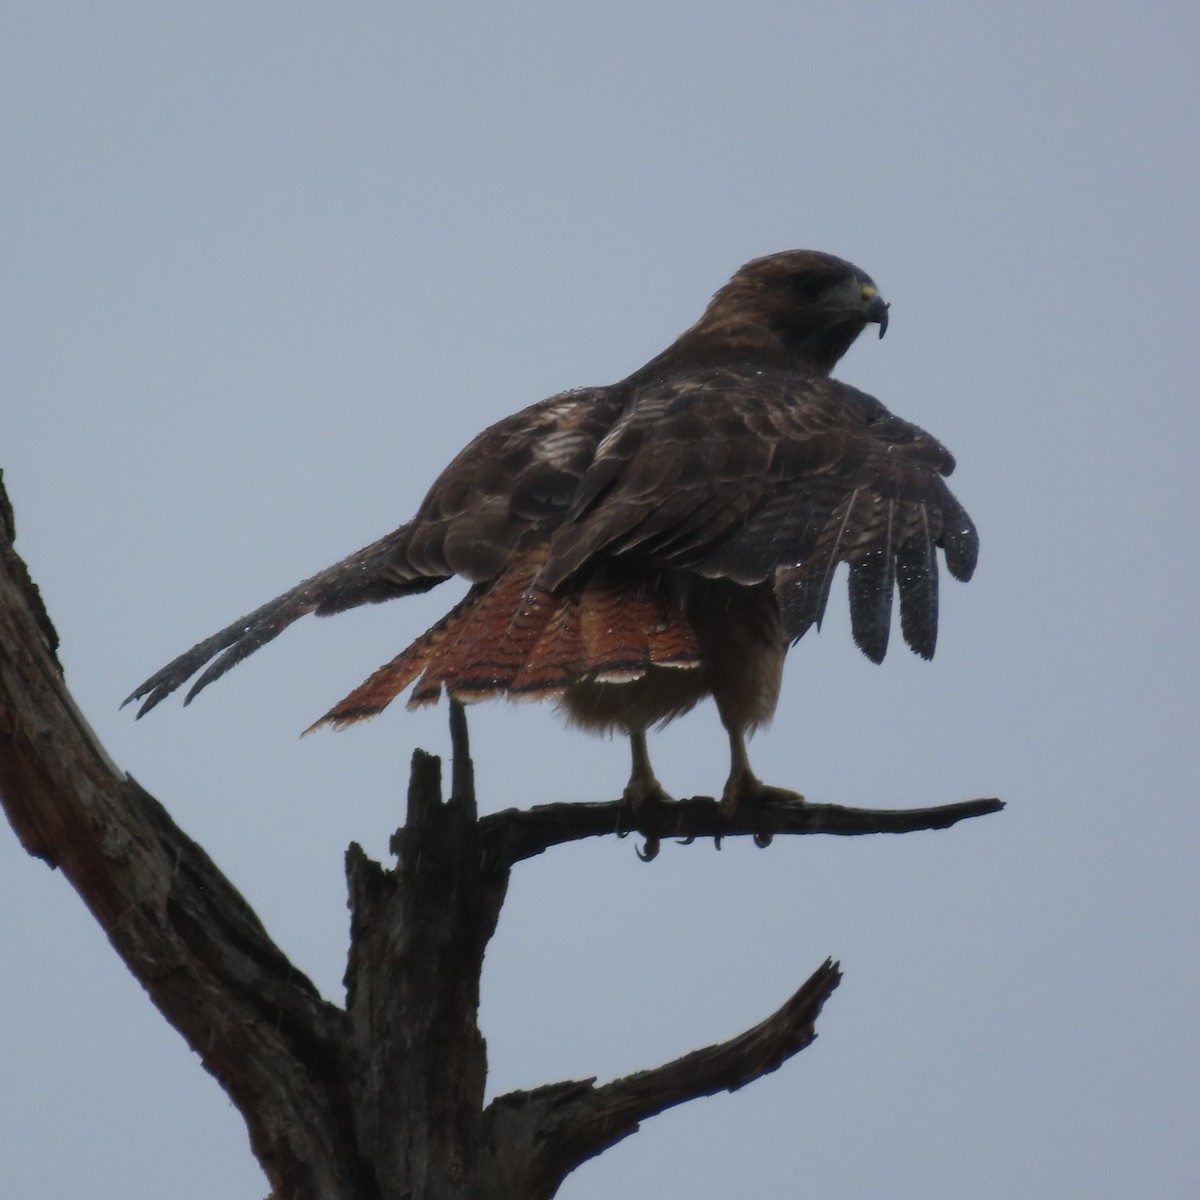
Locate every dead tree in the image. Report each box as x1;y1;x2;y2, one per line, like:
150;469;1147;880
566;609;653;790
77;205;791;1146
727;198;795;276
0;469;1002;1200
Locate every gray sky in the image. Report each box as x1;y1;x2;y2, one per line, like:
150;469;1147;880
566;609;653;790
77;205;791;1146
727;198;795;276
3;3;1197;1197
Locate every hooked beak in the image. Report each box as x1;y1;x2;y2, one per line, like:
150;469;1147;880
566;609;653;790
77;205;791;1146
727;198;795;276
862;288;890;339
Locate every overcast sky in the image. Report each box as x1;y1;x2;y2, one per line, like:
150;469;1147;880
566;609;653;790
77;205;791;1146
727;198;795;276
3;4;1198;1198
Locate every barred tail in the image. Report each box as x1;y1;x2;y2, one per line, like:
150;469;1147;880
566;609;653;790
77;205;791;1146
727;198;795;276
307;559;701;732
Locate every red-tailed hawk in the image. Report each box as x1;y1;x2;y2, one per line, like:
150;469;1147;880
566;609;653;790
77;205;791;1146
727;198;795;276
127;250;977;808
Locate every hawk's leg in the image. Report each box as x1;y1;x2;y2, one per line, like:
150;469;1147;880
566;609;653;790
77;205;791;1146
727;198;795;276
719;725;805;814
623;727;673;806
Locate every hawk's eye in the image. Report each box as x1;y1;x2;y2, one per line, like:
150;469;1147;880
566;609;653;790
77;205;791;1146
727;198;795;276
788;274;829;304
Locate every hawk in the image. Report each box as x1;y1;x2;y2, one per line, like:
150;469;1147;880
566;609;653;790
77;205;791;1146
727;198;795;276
127;250;978;808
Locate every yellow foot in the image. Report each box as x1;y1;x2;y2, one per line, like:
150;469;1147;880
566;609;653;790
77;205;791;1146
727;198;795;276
620;776;672;861
719;775;805;815
622;778;674;808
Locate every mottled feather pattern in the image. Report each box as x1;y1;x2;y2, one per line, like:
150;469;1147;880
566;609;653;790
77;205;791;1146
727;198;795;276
539;366;970;663
509;592;587;695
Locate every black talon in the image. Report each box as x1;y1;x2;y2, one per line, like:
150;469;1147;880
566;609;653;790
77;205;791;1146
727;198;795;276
636;836;660;862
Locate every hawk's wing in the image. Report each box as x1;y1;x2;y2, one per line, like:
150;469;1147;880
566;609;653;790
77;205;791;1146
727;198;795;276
541;366;978;662
126;388;622;715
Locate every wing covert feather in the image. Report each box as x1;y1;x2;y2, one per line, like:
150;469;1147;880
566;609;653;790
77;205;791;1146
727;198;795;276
541;366;976;661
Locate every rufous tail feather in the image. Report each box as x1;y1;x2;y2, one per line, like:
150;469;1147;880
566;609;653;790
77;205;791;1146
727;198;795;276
307;558;701;732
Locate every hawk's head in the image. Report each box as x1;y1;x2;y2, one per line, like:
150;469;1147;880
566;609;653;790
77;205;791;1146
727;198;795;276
691;249;890;377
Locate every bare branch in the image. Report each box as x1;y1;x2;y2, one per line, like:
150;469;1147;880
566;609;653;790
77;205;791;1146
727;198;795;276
481;792;1004;864
484;959;842;1200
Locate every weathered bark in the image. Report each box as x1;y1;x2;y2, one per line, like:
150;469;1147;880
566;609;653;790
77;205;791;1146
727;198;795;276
0;469;1003;1199
0;473;370;1197
343;707;508;1197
